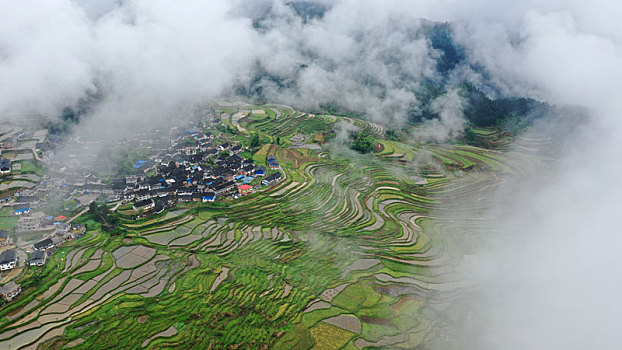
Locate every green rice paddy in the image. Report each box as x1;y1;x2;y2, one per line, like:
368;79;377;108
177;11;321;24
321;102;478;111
0;107;551;349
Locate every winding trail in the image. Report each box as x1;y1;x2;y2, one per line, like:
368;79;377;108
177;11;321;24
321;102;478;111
267;107;282;119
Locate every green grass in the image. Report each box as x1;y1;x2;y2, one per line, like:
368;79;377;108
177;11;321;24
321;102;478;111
16;159;45;176
0;216;17;230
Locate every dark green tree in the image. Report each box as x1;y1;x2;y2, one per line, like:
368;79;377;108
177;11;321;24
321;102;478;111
89;202;118;228
349;130;375;153
250;133;260;148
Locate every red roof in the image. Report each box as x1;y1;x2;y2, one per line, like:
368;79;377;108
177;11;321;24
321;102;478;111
238;184;252;190
57;215;67;220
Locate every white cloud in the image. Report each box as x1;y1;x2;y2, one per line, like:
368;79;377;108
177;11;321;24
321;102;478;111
1;2;621;347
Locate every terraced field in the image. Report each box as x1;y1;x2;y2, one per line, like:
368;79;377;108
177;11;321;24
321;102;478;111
240;108;333;142
0;111;552;349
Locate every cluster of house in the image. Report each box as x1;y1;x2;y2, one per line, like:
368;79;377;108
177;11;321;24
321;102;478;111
27;237;58;267
124;140;283;214
11;201;84;236
2;124;286;222
0;128;48;163
0;222;84;272
0;224;84;303
3;111;288;216
267;155;279;170
0;230;73;273
0;122;204;213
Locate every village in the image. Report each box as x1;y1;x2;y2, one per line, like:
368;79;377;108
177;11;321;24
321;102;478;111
0;108;285;301
121;130;283;215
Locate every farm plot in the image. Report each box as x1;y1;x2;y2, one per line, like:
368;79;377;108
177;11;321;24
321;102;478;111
0;110;547;349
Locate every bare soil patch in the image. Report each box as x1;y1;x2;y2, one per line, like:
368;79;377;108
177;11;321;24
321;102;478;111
360;315;394;326
322;314;361;334
141;326;178;348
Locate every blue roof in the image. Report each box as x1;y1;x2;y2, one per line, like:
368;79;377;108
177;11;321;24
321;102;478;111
235;175;244;180
133;160;147;168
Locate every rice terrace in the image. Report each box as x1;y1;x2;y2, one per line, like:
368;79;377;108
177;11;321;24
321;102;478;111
0;103;552;349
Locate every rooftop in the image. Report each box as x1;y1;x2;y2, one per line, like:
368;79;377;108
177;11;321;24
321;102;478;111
0;249;17;264
0;281;20;295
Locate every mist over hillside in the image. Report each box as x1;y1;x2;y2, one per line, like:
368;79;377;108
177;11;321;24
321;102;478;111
1;1;621;349
2;0;550;133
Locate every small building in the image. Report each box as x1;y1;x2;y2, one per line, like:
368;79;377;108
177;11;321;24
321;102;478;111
29;250;46;266
0;249;17;270
183;146;197;156
18;216;40;231
256;166;267;176
0;230;9;246
14;204;30;215
133;199;155;212
126;174;139;185
262;172;283;185
238;184;253;196
202;192;216;202
16;196;40;205
241;164;255;176
135;189;151;201
177;194;192;203
0;281;21;301
0;191;12;204
0;158;11;174
213;181;235;196
33;238;54;251
192;193;203;202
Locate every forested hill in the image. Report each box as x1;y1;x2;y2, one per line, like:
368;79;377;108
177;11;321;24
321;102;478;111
241;8;551;133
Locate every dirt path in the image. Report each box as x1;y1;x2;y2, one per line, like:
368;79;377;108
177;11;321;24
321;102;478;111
141;326;178;348
67;207;89;224
230;112;248;132
267;107;282;119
